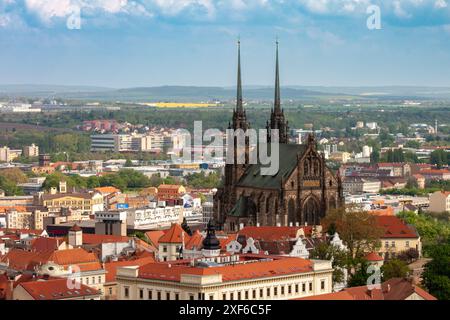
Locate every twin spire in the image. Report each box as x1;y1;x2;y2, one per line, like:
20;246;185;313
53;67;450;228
233;40;288;143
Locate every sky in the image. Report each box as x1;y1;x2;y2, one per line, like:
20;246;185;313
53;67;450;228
1;0;450;88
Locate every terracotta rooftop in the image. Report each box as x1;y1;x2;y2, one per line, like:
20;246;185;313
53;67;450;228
31;237;65;252
158;224;190;244
298;278;436;300
375;216;419;239
105;256;155;283
18;278;100;300
137;255;314;283
365;252;384;262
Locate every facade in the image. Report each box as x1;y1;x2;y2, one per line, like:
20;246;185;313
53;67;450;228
0;146;21;162
39;189;104;215
214;42;343;231
116;254;333;300
5;209;49;230
429;191;450;213
23;144;39;157
343;177;381;194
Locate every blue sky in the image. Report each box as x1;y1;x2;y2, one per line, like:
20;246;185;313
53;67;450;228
1;0;450;88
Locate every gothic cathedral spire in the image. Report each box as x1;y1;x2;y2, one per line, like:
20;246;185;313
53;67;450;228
267;40;289;144
232;40;249;131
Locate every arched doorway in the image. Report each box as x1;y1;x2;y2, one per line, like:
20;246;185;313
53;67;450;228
303;197;320;225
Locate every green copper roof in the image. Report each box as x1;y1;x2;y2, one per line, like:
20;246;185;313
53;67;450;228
236;143;307;190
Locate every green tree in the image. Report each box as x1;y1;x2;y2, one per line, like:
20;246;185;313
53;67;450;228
381;259;410;281
348;259;371;287
321;206;384;261
310;242;348;284
422;241;450;300
430;149;449;168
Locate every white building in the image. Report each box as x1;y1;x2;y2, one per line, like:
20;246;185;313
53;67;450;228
429;191;450;213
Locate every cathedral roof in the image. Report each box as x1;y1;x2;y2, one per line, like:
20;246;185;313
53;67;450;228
236;143;307;190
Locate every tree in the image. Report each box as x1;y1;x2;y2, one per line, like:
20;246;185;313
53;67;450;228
348;259;371;287
0;168;28;184
125;158;133;167
370;150;380;164
310;242;348;284
321;206;384;260
397;248;419;264
430;149;449;168
422;241;450;300
381;259;410;281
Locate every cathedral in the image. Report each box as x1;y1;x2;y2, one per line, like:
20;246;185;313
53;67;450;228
213;41;344;232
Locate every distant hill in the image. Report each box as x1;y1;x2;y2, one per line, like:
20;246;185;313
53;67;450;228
1;84;450;101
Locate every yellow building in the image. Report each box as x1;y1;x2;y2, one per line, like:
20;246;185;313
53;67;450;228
375;216;422;260
40;191;104;215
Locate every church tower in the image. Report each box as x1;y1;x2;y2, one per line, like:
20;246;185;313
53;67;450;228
224;40;250;189
267;41;289;144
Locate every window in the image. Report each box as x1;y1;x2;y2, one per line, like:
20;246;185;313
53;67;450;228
157;291;161;300
166;292;170;300
281;286;285;295
139;289;144;299
406;241;410;247
189;295;194;300
391;241;395;248
309;282;313;291
266;288;270;297
223;293;226;300
302;283;306;293
209;295;214;300
124;287;129;298
148;290;152;300
175;293;179;300
274;287;278;296
98;276;102;283
253;290;256;299
288;286;292;294
86;278;89;285
245;291;249;300
385;241;389;248
230;292;234;300
238;292;241;300
321;280;325;290
163;246;167;252
295;284;299;293
108;287;113;295
92;277;95;284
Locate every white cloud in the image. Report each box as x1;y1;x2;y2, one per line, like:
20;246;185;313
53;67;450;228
435;0;448;8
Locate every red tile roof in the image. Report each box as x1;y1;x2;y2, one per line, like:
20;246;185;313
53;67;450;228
137;255;314;283
104;256;155;283
365;252;384;262
1;248;102;272
145;230;166;247
158;224;190;244
31;237;65;252
18;278;100;300
375;216;418;238
185;230;204;250
298;278;436;300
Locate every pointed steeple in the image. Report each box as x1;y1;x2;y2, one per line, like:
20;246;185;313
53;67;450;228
274;39;281;113
236;39;243;112
267;39;289;144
